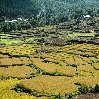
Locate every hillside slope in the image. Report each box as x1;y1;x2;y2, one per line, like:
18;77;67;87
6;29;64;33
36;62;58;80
0;0;99;19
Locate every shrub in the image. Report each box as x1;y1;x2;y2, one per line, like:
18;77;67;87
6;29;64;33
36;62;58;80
78;84;99;94
94;84;99;93
78;85;89;94
54;93;62;99
13;84;31;94
65;93;74;99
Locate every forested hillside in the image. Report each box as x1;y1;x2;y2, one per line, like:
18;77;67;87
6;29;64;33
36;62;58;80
0;0;99;32
0;0;99;21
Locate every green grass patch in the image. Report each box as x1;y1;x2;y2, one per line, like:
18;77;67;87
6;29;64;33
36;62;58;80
0;39;23;45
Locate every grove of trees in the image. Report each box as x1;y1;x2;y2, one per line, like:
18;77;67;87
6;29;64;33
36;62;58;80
0;0;99;32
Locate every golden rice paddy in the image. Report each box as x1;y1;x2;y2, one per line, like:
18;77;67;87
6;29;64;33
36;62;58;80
0;66;37;78
0;43;99;98
0;57;32;66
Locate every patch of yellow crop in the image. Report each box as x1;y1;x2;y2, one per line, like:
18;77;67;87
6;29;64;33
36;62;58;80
93;70;99;77
93;62;99;70
30;44;99;77
31;58;60;73
0;89;51;99
63;56;75;64
0;57;32;66
78;64;95;72
0;79;51;99
78;70;93;77
89;57;97;61
79;56;91;63
68;44;82;49
0;54;9;58
96;55;99;59
73;56;86;65
58;66;76;76
0;79;20;89
78;44;97;50
31;58;76;76
0;44;39;56
0;43;99;98
0;66;37;78
77;76;99;86
21;75;78;95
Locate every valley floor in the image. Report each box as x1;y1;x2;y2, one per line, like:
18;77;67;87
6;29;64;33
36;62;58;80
0;43;99;99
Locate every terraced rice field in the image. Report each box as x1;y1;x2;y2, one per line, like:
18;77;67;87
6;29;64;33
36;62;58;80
0;44;39;56
0;66;37;79
0;43;99;98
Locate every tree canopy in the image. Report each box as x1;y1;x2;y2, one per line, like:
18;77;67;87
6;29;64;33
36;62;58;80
0;0;99;32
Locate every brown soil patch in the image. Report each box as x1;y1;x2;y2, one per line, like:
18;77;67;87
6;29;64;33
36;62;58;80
77;93;99;99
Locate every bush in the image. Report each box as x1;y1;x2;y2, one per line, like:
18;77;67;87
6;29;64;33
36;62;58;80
78;84;99;94
13;84;31;94
66;93;74;99
94;84;99;93
89;84;99;93
65;93;79;99
78;85;89;94
54;93;62;99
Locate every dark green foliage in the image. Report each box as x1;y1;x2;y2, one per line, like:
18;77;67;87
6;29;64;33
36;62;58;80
54;93;62;99
0;21;31;32
0;17;5;22
78;84;99;94
78;85;89;94
89;84;99;93
70;64;78;68
0;0;99;32
64;93;76;99
66;93;74;99
13;84;31;94
94;84;99;93
0;0;99;23
0;0;40;18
